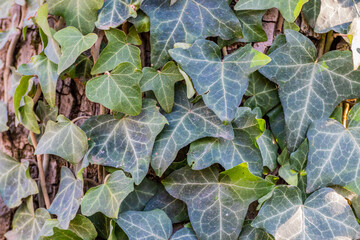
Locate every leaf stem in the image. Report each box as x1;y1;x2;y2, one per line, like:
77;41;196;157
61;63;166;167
343;102;350;128
30;131;51;209
71;115;90;123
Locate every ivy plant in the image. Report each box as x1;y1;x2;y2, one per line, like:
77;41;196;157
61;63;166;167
1;0;360;240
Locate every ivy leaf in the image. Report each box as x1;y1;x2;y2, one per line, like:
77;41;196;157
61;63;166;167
86;62;142;116
163;163;274;239
116;209;173;240
38;215;97;240
302;0;321;29
170;224;197;240
81;170;134;218
244;72;280;116
95;0;140;30
128;10;150;33
267;105;286;150
236;10;267;43
315;0;360;33
252;186;360;239
170;40;270;123
260;29;360;152
48;167;83;229
54;27;98;74
48;0;103;34
140;61;184;113
119;178;161;212
18;54;58;107
0;151;38;208
5;197;50;240
151;83;234;177
187;107;264;176
238;221;274;240
234;0;309;22
14;75;33;120
0;101;8;132
19;96;40;134
144;186;188;223
82;99;167;184
141;0;242;68
257;129;278;171
35;115;88;164
91;29;141;74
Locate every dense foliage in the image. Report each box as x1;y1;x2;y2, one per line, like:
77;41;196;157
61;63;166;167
2;0;360;239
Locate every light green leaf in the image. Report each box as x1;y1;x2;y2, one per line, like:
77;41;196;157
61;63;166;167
86;62;142;116
0;151;38;208
244;72;280;116
140;61;183;113
170;224;197;240
178;66;195;99
108;220;128;240
302;0;321;29
19;96;40;134
82;99;167;184
141;0;242;68
128;10;150;33
35;115;88;164
170;40;270;123
252;186;360;239
238;221;274;240
259;29;360;152
116;209;173;240
95;0;140;30
48;0;103;34
151;83;234;177
54;27;97;74
14;75;33;120
48;167;83;229
235;0;309;22
81;170;134;218
0;101;8;132
257;129;278;171
18;54;58;107
91;29;141;74
163;163;274;239
144;186;188;223
5;197;50;240
187;107;264;176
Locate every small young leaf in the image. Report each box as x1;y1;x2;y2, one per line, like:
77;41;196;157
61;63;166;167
35;115;88;164
116;209;173;240
54;27;97;74
91;29;141;74
0;151;38;208
19;96;40;134
170;40;270;123
81;170;134;218
140;61;184;113
48;167;83;229
86;62;142;115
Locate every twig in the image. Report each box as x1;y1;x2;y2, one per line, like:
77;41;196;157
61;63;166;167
317;34;327;61
222;47;228;57
275;14;284;35
84;178;99;186
30;131;51;209
324;30;334;53
71;115;90;123
343;102;350;128
90;30;104;64
33;83;42;105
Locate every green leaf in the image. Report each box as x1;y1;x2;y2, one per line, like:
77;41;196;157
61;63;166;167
35;115;88;164
82;99;167;184
119;178;161;212
116;209;173;240
86;62;142;115
187;107;264;176
151;83;234;177
315;0;359;33
236;10;267;43
141;0;242;68
244;72;280;116
128;10;150;33
48;0;103;34
140;61;184;113
41;229;81;240
252;186;360;239
170;224;197;240
0;101;8;132
18;54;58;107
260;29;360;152
257;129;278;171
81;170;134;218
95;0;140;30
65;55;93;80
238;221;274;240
144;186;188;223
91;29;141;74
48;167;83;229
302;0;321;29
163;163;274;239
267;105;286;150
170;40;270;122
14;75;33;120
38;215;97;240
0;151;38;208
235;0;309;22
54;27;98;74
289;139;308;172
5;197;50;240
19;96;40;134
